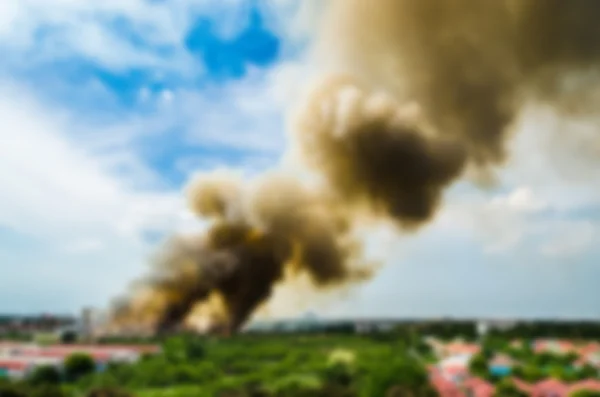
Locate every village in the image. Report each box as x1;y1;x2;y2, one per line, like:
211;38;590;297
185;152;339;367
1;332;600;396
427;338;600;396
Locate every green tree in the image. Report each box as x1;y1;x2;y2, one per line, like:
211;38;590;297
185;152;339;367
570;391;600;397
322;363;355;388
60;330;79;344
86;387;133;397
512;364;544;383
0;384;28;397
414;340;433;358
385;384;437;397
507;344;534;361
361;357;437;397
129;358;173;388
28;365;62;386
564;352;580;366
64;353;96;382
548;365;578;382
534;352;562;368
574;364;599;380
30;385;67;397
163;336;206;363
468;354;489;378
493;379;528;397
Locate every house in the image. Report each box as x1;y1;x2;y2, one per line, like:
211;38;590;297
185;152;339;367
576;344;600;369
430;370;465;397
569;379;600;394
529;379;569;397
443;342;481;358
0;342;160;379
438;354;471;383
0;359;31;379
573;355;600;370
578;342;600;357
425;337;447;358
0;356;62;380
462;378;494;397
510;378;534;395
533;340;576;355
498;378;600;397
510;340;523;349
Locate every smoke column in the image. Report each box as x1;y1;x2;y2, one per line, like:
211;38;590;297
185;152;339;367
111;0;600;334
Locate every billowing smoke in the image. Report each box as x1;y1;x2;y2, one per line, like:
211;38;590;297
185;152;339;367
111;173;371;334
111;0;600;334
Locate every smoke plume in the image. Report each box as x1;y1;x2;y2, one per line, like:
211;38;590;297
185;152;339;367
111;174;371;333
111;0;600;334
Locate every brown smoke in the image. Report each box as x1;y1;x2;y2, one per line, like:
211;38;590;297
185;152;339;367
111;0;600;334
297;77;467;228
111;175;371;334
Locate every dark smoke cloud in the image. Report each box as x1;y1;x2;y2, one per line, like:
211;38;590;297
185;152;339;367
297;78;467;228
319;0;600;167
111;0;600;334
112;175;370;334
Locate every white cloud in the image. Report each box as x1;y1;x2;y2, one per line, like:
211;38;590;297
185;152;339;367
63;238;104;254
488;187;548;214
431;182;595;258
0;0;307;73
539;220;597;258
422;99;600;259
0;79;203;311
0;0;312;313
170;66;293;154
0;0;304;312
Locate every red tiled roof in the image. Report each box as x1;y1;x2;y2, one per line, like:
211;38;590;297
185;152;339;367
0;359;30;371
509;377;533;394
1;343;159;355
463;378;495;397
463;378;491;388
12;344;159;362
445;343;481;355
52;344;159;353
431;374;465;397
530;379;569;397
21;350;113;362
558;341;575;349
579;343;600;356
534;339;577;354
443;365;469;376
570;379;600;393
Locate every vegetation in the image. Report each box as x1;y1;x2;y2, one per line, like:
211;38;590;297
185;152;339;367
468;353;489;379
2;323;600;396
571;391;600;397
0;333;442;397
492;379;528;397
28;365;62;386
64;353;96;382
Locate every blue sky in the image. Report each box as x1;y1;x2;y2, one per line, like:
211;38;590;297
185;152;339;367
0;0;598;319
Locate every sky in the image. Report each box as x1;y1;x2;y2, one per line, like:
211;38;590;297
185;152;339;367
0;0;598;319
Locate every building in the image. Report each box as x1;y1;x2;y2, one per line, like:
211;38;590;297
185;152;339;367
442;342;481;358
570;379;600;394
0;314;76;338
0;343;160;379
533;339;577;355
429;367;465;397
437;354;472;383
462;378;494;397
